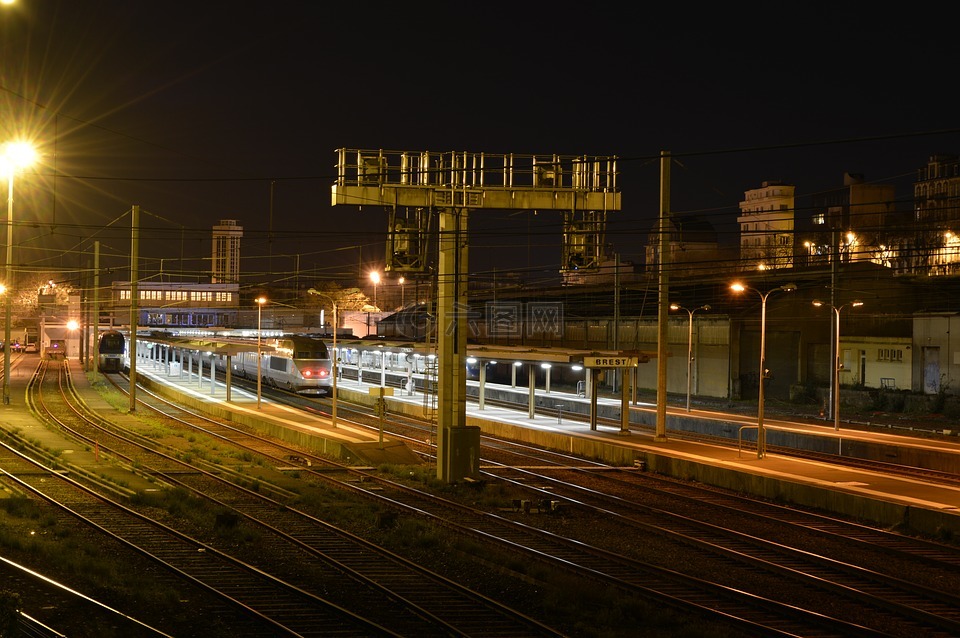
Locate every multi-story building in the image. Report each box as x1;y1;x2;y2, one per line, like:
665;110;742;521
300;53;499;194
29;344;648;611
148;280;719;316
109;281;240;327
804;172;899;270
212;219;243;284
737;181;795;270
910;154;960;275
643;215;730;277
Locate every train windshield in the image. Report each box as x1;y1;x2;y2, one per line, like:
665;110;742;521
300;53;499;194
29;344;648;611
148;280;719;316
294;347;327;359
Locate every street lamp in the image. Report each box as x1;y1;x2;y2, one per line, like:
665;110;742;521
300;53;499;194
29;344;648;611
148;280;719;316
2;141;36;405
731;281;797;458
370;271;380;310
813;299;863;431
398;276;405;308
255;296;266;409
307;288;338;427
669;303;711;412
66;319;79;360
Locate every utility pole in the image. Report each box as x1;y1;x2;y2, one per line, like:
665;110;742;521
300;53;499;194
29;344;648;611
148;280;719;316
655;151;671;441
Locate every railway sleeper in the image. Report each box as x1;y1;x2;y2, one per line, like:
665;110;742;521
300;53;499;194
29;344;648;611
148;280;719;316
511;498;562;514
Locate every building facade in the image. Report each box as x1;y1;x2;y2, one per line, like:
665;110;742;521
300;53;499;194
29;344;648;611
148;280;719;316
738;181;795;270
212;219;243;284
910;155;960;276
109;281;240;327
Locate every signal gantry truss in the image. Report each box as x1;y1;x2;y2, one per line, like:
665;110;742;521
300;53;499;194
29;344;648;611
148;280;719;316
332;149;622;275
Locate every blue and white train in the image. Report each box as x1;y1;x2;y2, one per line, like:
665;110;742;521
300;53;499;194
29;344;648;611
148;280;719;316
97;330;126;372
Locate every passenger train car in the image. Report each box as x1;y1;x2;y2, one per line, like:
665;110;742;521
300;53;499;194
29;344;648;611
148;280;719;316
98;329;126;372
225;334;333;395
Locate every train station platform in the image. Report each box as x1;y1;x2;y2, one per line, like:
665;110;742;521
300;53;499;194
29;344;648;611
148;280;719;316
331;365;960;541
5;354;960;542
124;356;422;467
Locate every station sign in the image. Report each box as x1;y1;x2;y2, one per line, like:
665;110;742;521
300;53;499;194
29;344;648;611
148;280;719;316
583;356;637;368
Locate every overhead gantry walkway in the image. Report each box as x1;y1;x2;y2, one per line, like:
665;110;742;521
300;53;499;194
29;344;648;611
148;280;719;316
331;149;621;276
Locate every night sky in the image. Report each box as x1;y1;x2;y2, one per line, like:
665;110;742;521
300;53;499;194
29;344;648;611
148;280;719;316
2;1;959;293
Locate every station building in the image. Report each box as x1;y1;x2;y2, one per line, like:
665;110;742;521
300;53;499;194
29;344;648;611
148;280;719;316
108;280;240;328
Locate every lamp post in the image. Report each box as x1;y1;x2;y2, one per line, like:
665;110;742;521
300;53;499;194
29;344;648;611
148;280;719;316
66;319;78;359
813;299;863;431
0;284;5;378
370;271;380;311
255;296;266;409
669;303;711;412
2;141;36;405
307;288;338;427
399;276;405;308
731;281;797;458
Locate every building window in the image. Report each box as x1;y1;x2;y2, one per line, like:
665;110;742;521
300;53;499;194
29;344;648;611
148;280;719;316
878;348;903;361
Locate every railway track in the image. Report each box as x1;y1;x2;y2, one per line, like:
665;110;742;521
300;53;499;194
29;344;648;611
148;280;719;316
12;358;960;636
121;370;953;637
11;362;567;637
18;359;421;637
296;383;960;637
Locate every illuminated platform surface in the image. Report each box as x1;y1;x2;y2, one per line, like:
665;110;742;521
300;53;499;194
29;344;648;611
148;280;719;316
132;352;960;537
9;356;959;540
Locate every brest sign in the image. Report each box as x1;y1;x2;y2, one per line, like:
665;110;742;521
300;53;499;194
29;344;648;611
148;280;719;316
583;356;637;368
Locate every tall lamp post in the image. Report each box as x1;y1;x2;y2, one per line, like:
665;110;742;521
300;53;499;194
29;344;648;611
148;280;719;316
307;288;338;427
669;303;711;412
398;276;405;308
2;141;36;405
370;271;380;310
731;282;797;458
255;296;266;410
813;299;863;431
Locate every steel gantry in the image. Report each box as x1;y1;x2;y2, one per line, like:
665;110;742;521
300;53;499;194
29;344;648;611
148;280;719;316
332;149;621;482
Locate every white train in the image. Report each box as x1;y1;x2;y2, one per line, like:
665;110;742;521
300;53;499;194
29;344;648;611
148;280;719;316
222;334;334;395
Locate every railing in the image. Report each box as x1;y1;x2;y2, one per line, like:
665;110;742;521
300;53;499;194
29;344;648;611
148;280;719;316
336;148;619;193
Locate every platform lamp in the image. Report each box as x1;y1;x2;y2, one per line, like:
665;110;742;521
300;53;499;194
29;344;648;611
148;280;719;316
731;281;797;458
813;299;863;431
255;296;266;410
370;270;380;311
669;303;711;412
66;319;79;359
2;141;36;405
307;288;338;428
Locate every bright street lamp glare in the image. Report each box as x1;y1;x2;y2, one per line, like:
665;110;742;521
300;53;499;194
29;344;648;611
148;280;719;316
1;142;37;171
